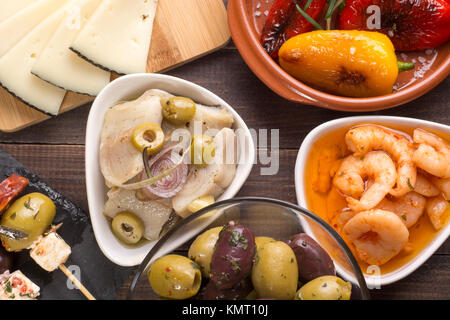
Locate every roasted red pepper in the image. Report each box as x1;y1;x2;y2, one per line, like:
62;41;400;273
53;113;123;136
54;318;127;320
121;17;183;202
261;0;327;58
0;175;28;213
339;0;450;51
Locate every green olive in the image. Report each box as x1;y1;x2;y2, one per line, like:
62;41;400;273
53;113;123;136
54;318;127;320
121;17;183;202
162;97;196;125
296;276;352;300
255;236;275;250
188;226;223;277
190;134;215;167
131;122;165;155
148;254;202;299
251;241;298;300
1;193;56;252
111;212;144;245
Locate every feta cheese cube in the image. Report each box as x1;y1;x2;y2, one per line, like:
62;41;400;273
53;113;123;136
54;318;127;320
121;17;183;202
0;270;40;300
30;232;71;272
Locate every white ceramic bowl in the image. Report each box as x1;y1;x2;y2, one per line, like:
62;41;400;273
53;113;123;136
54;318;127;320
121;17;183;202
295;116;450;287
85;73;255;266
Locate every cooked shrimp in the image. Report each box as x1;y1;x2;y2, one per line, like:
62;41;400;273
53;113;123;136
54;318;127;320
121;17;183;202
345;125;416;197
425;196;450;230
413;173;440;197
413;129;450;178
376;192;426;228
430;177;450;200
335;209;358;231
333;151;397;212
343;209;409;265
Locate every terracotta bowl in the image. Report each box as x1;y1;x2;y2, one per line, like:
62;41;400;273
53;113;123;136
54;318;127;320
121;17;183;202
228;0;450;112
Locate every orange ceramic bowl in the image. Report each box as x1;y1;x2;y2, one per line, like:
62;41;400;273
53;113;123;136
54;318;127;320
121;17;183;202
228;0;450;112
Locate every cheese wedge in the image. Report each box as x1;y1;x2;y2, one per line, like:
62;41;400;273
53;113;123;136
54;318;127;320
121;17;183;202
32;0;111;96
0;0;68;57
0;6;69;116
71;0;158;75
0;0;36;22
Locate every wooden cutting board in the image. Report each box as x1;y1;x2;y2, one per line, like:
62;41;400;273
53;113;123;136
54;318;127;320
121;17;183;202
0;0;230;132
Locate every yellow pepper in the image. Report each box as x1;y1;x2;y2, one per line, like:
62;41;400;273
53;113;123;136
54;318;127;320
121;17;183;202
278;30;399;98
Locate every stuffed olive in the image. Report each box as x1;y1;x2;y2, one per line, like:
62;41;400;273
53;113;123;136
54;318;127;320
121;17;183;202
162;96;196;125
210;222;256;289
111;212;144;245
251;241;298;300
296;276;352;300
287;233;335;282
148;254;202;299
188;226;223;277
1;193;56;252
190;134;215;167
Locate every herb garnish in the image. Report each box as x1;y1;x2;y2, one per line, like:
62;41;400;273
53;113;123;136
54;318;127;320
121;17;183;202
23;197;32;210
5;281;12;293
325;0;346;29
295;4;323;30
229;230;248;249
230;260;241;274
303;0;314;10
407;178;414;190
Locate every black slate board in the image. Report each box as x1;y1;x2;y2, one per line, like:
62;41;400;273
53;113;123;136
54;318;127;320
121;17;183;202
0;149;134;300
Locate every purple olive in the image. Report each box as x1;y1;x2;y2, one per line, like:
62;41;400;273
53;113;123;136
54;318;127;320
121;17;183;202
210;222;256;289
203;278;253;300
287;233;335;282
0;246;13;274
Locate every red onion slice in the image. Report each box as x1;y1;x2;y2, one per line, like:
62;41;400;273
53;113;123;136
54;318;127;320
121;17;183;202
142;151;188;198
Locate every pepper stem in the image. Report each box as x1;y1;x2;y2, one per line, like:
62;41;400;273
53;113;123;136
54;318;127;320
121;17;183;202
398;61;415;72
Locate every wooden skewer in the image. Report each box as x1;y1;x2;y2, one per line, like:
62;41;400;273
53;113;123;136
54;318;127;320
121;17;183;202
59;264;96;300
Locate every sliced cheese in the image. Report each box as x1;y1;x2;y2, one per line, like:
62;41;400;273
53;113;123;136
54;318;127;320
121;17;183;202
0;0;68;57
71;0;158;75
0;0;36;22
32;0;111;96
0;6;69;116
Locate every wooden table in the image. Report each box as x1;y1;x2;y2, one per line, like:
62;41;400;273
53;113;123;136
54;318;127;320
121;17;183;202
0;1;449;300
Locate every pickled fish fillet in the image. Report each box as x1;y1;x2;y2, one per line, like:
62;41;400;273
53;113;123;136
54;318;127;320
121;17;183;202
173;128;237;217
30;232;71;272
188;104;234;135
100;91;163;186
104;188;172;241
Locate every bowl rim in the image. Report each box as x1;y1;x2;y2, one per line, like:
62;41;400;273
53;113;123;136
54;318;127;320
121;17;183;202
228;0;450;111
127;196;371;300
85;73;256;266
294;115;450;286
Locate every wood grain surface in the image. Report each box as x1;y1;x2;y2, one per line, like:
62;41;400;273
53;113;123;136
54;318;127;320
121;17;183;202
0;0;230;132
0;0;449;300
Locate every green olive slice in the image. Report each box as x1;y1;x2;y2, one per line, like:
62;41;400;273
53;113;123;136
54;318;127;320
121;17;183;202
190;134;215;167
131;122;165;155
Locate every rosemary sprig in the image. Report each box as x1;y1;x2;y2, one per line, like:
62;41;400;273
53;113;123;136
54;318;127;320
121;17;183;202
325;0;346;29
304;0;314;10
295;4;323;30
325;0;337;19
142;147;152;179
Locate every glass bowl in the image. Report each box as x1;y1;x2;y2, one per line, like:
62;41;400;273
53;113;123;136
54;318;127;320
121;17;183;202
127;197;370;300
